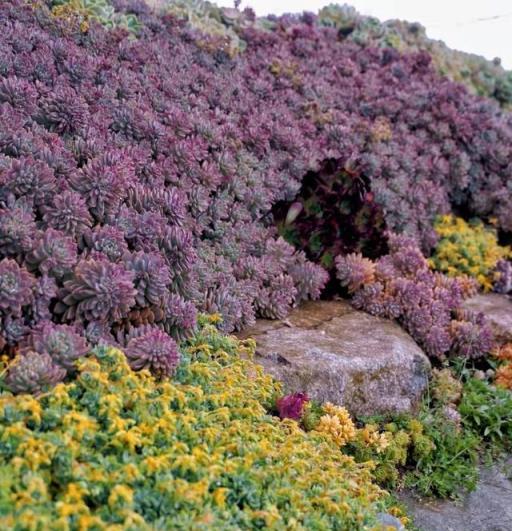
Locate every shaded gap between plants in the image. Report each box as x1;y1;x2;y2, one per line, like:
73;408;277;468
272;158;388;298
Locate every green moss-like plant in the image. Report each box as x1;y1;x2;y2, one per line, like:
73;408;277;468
459;377;512;452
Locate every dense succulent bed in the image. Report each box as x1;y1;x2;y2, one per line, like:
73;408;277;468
0;318;396;529
0;1;512;528
1;0;512;391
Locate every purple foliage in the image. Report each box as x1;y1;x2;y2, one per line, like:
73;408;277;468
41;191;93;238
336;235;493;359
55;259;136;323
82;226;129;263
450;310;494;359
0;0;510;374
23;321;89;372
124;251;171;307
0;199;36;257
4;156;57;207
0;259;34;315
276;392;310;420
125;325;180;378
493;259;512;294
26;228;78;279
160;292;198;341
5;350;66;395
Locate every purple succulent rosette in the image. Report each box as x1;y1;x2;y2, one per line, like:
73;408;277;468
55;259;136;323
23;320;89;372
125;326;180;378
5;350;66;395
336;234;493;360
0;259;34;315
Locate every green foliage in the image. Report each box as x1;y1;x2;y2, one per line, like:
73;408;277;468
161;0;251;56
339;370;512;500
343;412;479;500
51;0;140;33
402;410;480;498
0;316;392;529
430;215;510;290
459;378;512;452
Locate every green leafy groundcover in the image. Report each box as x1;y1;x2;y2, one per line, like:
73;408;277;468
0;316;395;530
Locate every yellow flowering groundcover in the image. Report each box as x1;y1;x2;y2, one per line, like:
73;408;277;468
430;215;510;290
0;317;392;530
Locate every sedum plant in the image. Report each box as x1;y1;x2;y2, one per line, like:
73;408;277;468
50;0;141;33
336;234;494;360
318;4;512;109
0;318;394;529
430;215;511;291
1;0;512;372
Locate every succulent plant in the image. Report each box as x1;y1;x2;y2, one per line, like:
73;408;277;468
336;235;494;360
0;0;511;368
0;200;37;258
2;315;29;346
69;153;131;221
4;350;66;395
4;156;56;207
84;320;117;347
82;225;129;263
493;259;512;294
24;320;89;372
30;275;58;325
124;325;180;378
39;85;88;135
336;253;376;294
160;292;197;341
123;251;170;308
0;259;34;315
26;228;78;279
55;259;136;323
41;191;93;238
0;76;38;114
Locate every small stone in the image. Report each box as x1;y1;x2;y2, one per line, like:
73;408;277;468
463;293;512;343
474;370;486;380
376;512;405;530
400;456;512;531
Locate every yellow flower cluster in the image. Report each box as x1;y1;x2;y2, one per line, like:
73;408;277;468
430;215;510;290
0;317;392;529
314;402;357;447
357;424;391;454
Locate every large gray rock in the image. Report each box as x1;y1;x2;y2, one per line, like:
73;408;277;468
238;300;430;416
463;293;512;342
400;458;512;531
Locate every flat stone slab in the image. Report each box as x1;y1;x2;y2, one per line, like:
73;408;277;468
239;300;430;417
400;458;512;531
463;294;512;343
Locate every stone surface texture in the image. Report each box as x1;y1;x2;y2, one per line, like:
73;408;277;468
463;293;512;343
400;458;512;531
238;300;430;416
